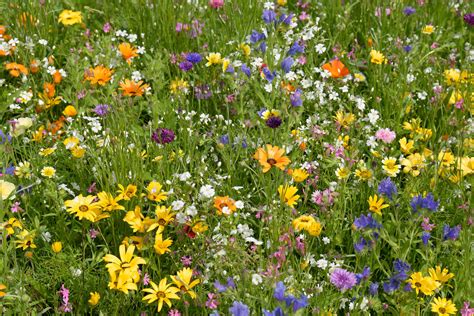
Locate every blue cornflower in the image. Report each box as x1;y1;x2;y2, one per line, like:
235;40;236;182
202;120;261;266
354;213;382;230
355;267;371;284
369;282;379;296
262;10;277;24
262;67;276;82
443;224;461;241
403;6;416;16
403;45;412;52
288;41;304;56
290;89;302;107
354;237;367;253
241;64;251;77
186;52;202;63
274;281;286;301
259;41;267;53
263;307;285;316
421;231;431;245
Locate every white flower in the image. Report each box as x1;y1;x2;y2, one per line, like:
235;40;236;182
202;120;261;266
406;73;416;84
131;71;142;82
38;39;48;46
316;259;328;269
367;109;379;125
171;200;185;211
41;231;51;242
199;185;215;199
235;200;244;209
175;212;187;224
315;43;326;54
70;267;82;277
322;237;330;244
252;273;263;285
185;205;198;216
177;172;192;181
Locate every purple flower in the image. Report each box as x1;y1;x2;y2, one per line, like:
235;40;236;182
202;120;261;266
464;13;474;26
354;237;367;253
274;281;286;301
250;30;265;43
279;13;293;25
403;6;416;16
262;67;275;82
281;57;294;73
263;307;284;316
292;295;308;312
461;301;474;316
186;53;202;63
152;128;176;144
241;64;251;77
93;104;110;117
220;134;230;145
377;178;397;200
214;280;227;293
369;282;379;295
229;301;250;316
383;277;401;293
421;217;435;231
0;130;11;144
259;41;267;53
421;232;431;245
288;41;304;56
266;116;282;128
355;267;370;284
103;22;112;33
443;224;461;240
403;45;412;52
393;259;411;274
290;89;303;107
179;61;193;71
410;193;439;212
329;268;357;292
181;255;192;266
194;84;212;99
354;214;382;230
262;10;276;24
168;309;181;316
58;284;72;312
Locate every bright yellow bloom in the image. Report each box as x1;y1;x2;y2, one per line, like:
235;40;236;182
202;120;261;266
222;59;231;72
51;241;62;253
438;150;455;167
142;278;180;312
40;166;56;178
399;137;414;154
408;272;439;295
290;168;309;182
401;153;425;177
15;230;36;250
123;206;154;233
65;195;101;222
382;157;400;177
292;215;322;236
253;144;291;173
88;292;100;306
0;284;6;297
205;52;222;66
370;50;386;64
147;206;175;232
431;297;457;316
3;217;22;235
39;147;56;156
239;43;251;57
278;184;300;208
117;184;137;200
429;266;454;285
422;25;435;34
71;146;86;158
334;110;356;128
458;157;473;176
368;195;389;216
154;232;173;255
355;167;373;181
63;105;77;117
171;268;200;299
97;191;125;212
146;181;168;202
58;10;82;26
0;180;15;200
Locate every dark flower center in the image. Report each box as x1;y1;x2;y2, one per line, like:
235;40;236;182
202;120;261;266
267;158;277;165
79;205;89;212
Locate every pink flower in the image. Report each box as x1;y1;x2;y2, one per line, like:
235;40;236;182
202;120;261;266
375;128;396;143
209;0;224;9
11;202;22;213
103;22;111;33
206;293;219;309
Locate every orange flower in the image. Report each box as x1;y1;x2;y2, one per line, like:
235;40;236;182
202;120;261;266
43;82;56;98
119;43;138;64
119;79;149;97
53;71;62;84
5;62;28;77
253;144;291;173
213;196;237;215
322;59;349;78
30;59;40;73
84;65;113;86
281;81;296;94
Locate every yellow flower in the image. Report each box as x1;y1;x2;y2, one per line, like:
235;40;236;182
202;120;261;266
88;292;100;306
171;267;200;299
154;232;173;255
147;206;175;232
123;206;154;233
431;297;457;316
146;181;168;202
336;166;350;180
422;25;435;34
278;184;300;208
401;153;425;177
97;191;125;212
205;53;222;66
0;180;15;200
290;168;309;182
438;150;455;167
40;166;56;178
51;241;62;253
39;147;56;156
368;194;389;216
444;69;461;85
292;215;322;236
65;194;101;222
239;43;251;57
354;73;366;82
370;50;386;64
382;157;400;177
429;266;454;285
458;156;473;176
58;10;82;26
355;167;373;181
142;278;180;312
71;146;86;158
0;284;6;297
15;230;37;250
222;59;231;73
399;137;414;154
277;0;287;5
334;110;356;128
3;217;22;235
117;184;137;200
408;272;439;295
63;105;77;117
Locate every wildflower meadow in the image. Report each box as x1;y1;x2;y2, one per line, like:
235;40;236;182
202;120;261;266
1;0;473;315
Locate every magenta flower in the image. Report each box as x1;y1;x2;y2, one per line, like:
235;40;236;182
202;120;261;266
375;128;396;143
330;268;357;292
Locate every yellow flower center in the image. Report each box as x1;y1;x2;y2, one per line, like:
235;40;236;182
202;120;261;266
79;205;89;212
